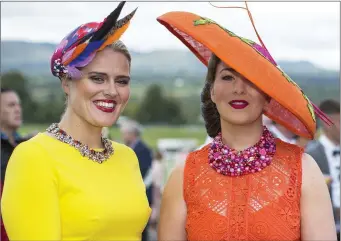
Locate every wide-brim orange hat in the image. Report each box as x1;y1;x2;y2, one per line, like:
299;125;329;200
157;4;333;139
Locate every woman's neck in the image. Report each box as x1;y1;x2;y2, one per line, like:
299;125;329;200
220;117;264;151
58;108;103;149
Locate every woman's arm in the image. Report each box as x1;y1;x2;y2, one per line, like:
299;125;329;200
301;153;337;241
158;164;187;241
1;141;61;240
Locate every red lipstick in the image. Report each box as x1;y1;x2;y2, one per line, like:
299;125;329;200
229;100;249;109
93;100;116;113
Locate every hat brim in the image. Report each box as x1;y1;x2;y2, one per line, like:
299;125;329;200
157;11;316;139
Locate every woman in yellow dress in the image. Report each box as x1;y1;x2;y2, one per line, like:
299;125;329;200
1;2;151;240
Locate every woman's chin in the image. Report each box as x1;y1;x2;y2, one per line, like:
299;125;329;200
87;114;118;128
88;107;121;127
222;115;257;126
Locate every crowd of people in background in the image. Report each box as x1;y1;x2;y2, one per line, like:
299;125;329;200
1;87;340;240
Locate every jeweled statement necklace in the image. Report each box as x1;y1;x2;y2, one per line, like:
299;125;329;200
208;126;276;176
46;123;114;164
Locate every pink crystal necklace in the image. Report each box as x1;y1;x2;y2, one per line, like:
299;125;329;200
208;126;276;176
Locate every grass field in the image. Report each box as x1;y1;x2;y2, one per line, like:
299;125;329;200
19;124;207;150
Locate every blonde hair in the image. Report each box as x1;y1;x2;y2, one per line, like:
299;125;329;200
109;40;131;67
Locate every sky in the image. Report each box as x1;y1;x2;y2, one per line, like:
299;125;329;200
1;1;340;70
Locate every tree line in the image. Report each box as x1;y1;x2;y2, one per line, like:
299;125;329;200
2;70;338;125
1;71;194;125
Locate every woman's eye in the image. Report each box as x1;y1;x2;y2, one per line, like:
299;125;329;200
90;76;104;83
116;79;130;85
222;75;234;81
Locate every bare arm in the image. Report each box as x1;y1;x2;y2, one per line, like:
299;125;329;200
301;153;337;241
158;164;187;241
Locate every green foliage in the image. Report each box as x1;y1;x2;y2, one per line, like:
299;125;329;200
1;71;38;122
1;71;65;123
122;98;139;119
135;84;187;125
32;92;65;123
1;71;29;99
178;95;202;124
1;69;339;126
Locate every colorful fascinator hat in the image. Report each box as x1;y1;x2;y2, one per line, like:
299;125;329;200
51;1;136;80
156;2;333;139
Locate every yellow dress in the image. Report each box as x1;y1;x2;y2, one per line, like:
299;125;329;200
1;133;151;240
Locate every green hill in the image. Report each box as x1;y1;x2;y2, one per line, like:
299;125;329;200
2;40;338;86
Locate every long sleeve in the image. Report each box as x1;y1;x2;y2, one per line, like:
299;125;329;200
1;140;61;240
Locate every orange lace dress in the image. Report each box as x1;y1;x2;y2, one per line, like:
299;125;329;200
184;139;303;241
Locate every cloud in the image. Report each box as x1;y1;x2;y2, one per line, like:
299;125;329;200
1;1;340;70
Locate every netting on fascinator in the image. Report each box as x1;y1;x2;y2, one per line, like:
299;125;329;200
51;1;137;80
156;2;333;139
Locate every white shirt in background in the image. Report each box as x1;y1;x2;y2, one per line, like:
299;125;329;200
319;134;340;208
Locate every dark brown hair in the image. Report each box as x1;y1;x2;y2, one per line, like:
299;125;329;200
319;99;340;115
1;88;15;94
201;54;221;138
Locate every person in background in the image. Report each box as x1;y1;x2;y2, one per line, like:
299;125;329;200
294;135;310;148
0;88;25;183
150;150;164;223
148;150;164;240
306;99;340;240
120;120;153;241
1;3;151;240
0;87;25;241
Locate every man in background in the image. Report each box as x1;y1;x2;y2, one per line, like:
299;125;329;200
306;99;340;240
120;120;153;241
0;88;26;182
0;88;25;241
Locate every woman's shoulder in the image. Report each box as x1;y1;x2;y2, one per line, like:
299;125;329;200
110;141;139;163
13;132;76;159
181;144;210;170
111;141;135;154
275;138;305;165
7;133;57;172
13;133;48;153
188;144;210;160
301;153;324;183
276;138;304;152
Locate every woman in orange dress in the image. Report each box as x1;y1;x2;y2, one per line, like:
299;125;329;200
156;4;337;241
